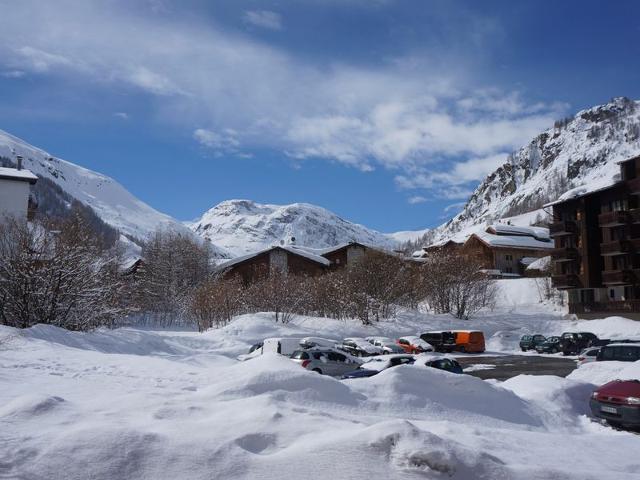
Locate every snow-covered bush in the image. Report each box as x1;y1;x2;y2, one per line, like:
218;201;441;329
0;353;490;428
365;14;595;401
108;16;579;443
0;214;127;330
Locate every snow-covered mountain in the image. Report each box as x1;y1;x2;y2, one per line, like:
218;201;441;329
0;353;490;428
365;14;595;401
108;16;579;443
426;97;640;243
0;129;225;254
190;199;398;256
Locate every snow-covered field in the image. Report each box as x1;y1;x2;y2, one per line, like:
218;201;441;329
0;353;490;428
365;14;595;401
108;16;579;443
2;280;640;480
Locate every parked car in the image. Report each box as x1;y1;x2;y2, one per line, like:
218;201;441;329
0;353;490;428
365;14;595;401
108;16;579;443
519;334;546;352
339;337;385;357
299;337;338;350
237;337;304;361
365;336;405;354
451;330;486;353
560;332;600;356
417;354;464;374
397;336;434;354
590;380;640;428
577;346;601;366
596;343;640;362
419;331;456;353
290;348;360;376
535;336;562;354
341;354;416;379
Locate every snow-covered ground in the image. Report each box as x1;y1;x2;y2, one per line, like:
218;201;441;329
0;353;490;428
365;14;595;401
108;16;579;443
2;279;640;479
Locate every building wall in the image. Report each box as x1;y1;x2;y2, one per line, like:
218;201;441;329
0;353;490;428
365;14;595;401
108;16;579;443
323;244;366;270
0;179;30;221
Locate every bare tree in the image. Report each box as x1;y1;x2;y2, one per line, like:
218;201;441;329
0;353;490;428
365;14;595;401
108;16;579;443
190;276;244;331
0;214;128;330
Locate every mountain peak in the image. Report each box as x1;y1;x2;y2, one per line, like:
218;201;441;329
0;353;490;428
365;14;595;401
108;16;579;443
191;199;396;255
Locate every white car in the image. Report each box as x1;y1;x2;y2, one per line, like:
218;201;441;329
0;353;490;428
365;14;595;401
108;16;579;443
237;337;304;361
366;336;405;354
339;337;385;356
577;346;601;366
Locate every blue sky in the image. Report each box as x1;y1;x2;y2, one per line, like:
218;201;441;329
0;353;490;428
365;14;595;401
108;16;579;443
1;0;639;233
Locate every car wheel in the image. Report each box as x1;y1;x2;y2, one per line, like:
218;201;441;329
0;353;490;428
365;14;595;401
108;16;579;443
521;348;527;352
606;420;623;430
312;368;322;374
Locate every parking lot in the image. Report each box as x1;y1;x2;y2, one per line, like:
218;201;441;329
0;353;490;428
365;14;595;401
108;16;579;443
456;354;578;381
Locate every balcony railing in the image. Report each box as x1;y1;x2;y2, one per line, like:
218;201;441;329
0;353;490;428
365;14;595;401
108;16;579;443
570;300;640;314
551;274;581;289
550;247;580;262
601;269;639;285
600;238;640;256
627;176;640;195
598;210;630;227
549;220;579;237
631;209;640;223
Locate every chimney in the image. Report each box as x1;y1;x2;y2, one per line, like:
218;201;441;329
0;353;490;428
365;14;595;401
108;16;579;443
16;155;23;170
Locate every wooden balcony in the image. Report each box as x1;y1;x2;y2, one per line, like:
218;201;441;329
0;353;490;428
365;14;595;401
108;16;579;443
601;269;639;285
551;274;581;289
631;209;640;223
600;238;640;256
570;300;640;315
549;220;579;237
628;176;640;195
550;247;580;262
598;210;630;227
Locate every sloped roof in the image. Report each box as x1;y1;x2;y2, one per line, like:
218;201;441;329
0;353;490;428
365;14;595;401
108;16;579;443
0;167;37;184
470;230;554;250
215;245;330;272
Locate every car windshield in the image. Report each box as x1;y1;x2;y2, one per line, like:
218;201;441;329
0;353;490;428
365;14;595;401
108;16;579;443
521;335;532;341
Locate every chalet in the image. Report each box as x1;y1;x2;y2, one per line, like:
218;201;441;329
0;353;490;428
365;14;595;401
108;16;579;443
417;224;553;276
464;224;554;276
0;156;37;222
547;154;640;318
215;245;330;285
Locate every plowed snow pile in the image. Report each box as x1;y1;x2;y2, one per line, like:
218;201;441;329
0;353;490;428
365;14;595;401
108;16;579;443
1;311;640;480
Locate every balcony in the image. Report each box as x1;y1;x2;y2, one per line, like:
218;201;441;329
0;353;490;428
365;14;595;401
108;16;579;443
550;247;580;262
631;209;640;223
602;269;638;285
598;210;630;227
551;274;581;289
600;238;640;256
549;220;579;237
628;176;640;195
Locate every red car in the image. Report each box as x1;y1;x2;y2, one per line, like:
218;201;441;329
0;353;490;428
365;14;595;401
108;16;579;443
590;380;640;428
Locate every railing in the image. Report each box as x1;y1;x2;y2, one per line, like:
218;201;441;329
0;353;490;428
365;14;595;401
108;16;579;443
598;210;630;227
601;269;638;285
631;209;640;223
550;247;580;262
627;176;640;195
551;274;581;289
549;220;579;237
570;300;640;314
600;239;633;256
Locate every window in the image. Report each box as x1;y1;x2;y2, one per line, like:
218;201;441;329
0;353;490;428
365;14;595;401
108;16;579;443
610;289;615;299
328;352;346;362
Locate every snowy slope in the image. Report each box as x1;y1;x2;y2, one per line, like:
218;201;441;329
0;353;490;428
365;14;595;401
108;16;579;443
0;129;212;249
424;97;640;244
190;199;398;255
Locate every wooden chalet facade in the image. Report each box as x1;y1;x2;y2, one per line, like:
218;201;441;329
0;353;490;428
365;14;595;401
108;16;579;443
549;155;640;318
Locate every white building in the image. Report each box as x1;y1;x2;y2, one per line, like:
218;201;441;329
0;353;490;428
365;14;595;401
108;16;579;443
0;165;38;221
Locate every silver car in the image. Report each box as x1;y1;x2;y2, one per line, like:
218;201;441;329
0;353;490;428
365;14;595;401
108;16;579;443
290;349;360;376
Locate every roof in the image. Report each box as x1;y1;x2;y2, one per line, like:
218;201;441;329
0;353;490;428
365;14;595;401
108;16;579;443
470;231;554;251
488;224;549;240
544;181;619;207
215;245;330;272
526;255;551;270
0;167;37;184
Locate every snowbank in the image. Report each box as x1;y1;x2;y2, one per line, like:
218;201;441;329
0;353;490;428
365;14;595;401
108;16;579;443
568;360;640;386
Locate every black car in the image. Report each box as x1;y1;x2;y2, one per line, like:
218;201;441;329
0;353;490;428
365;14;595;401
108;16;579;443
596;343;640;362
535;336;562;354
420;331;456;353
519;334;546;352
560;332;600;355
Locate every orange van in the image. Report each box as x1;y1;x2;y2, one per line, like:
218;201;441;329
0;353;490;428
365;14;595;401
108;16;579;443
452;330;485;353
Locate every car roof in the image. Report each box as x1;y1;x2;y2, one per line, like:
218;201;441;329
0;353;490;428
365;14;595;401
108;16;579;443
604;343;640;347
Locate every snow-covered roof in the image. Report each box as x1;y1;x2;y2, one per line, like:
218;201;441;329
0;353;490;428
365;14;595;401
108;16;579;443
544;177;619;207
215;245;331;272
471;230;554;251
0;167;37;184
489;224;549;240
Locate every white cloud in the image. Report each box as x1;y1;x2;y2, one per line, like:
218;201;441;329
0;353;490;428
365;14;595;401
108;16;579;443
1;70;25;78
0;0;567;196
407;195;427;205
243;10;282;31
114;112;129;120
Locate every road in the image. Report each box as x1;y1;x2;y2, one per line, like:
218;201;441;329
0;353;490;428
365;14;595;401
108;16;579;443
456;354;578;381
